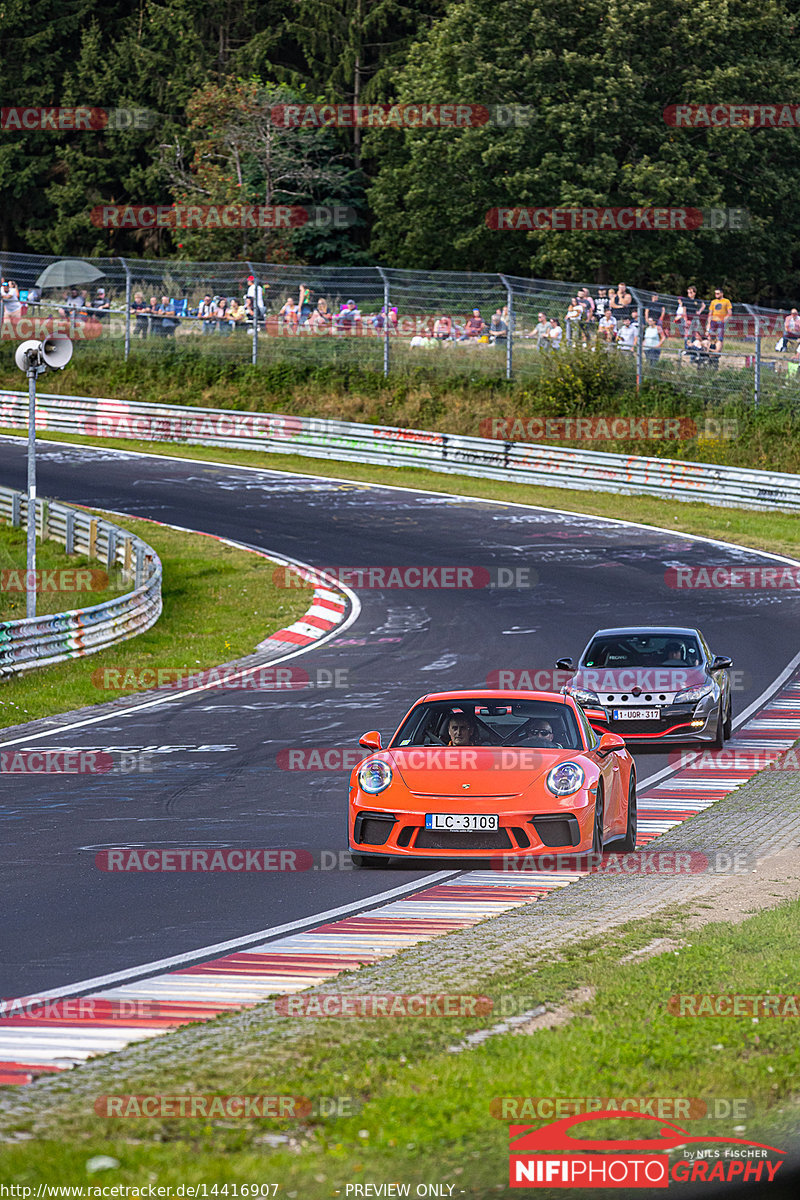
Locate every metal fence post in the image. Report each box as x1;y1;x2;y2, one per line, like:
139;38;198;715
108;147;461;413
499;275;513;381
636;295;644;392
377;266;390;378
755;316;761;410
120;258;132;360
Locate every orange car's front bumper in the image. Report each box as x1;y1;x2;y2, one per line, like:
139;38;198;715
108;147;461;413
348;793;597;859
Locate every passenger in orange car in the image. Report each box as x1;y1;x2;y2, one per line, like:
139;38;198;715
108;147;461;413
446;714;481;746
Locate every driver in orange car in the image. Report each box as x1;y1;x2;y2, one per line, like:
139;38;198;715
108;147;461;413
446;713;481;746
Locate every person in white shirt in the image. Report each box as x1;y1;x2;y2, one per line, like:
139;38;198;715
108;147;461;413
598;311;617;344
546;317;562;350
565;297;582;346
1;279;22;318
616;316;637;351
246;276;266;320
642;316;665;363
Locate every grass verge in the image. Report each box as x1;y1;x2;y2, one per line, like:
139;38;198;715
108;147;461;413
0;522;127;620
2;899;798;1195
0;510;312;730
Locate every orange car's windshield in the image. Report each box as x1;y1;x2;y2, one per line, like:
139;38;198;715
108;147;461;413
391;700;584;749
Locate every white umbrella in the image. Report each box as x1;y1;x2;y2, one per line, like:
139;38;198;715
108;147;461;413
34;260;106;289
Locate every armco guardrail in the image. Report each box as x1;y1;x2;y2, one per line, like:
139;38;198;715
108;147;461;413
1;389;799;512
0;486;162;676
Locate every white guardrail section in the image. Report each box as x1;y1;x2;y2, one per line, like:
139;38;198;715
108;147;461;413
0;485;162;677
1;389;799;512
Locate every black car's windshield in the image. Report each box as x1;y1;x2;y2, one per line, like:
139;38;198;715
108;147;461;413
392;700;583;750
583;634;702;669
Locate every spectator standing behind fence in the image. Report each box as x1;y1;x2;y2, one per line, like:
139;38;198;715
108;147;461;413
642;316;665;363
214;296;229;335
594;288;611;321
91;287;110;321
131;291;148;338
526;312;549;346
616;315;637;352
577;288;595;346
298;284;313;325
564;297;582;346
1;279;22;321
645;294;665;330
545;316;562;349
706;287;732;345
229;298;246;330
681;285;705;340
611;283;634;323
778;308;800;352
246;276;267;322
160;296;179;338
198;294;216;333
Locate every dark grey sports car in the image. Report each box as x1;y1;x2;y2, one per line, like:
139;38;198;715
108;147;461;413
556;626;733;746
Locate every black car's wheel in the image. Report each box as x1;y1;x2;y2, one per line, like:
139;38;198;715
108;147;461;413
723;698;733;740
351;852;390;869
712;702;725;749
619;775;637;852
591;785;605;856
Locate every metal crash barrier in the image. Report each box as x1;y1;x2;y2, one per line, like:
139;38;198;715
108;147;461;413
0;485;162;676
1;390;799;512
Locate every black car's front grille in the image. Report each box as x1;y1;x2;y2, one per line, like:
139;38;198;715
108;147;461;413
414;828;512;851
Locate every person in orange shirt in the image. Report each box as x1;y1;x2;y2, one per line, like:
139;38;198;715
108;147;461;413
706;287;732;344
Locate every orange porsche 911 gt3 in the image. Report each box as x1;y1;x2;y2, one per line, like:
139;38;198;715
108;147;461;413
348;690;637;867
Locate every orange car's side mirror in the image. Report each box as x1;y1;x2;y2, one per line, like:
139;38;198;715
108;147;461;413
596;731;626;755
359;730;382;751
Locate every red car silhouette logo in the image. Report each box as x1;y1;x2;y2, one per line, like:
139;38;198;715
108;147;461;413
510;1111;784;1155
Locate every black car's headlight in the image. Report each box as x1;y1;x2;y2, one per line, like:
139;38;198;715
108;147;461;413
674;683;715;704
357;760;393;794
566;686;600;706
546;762;586;797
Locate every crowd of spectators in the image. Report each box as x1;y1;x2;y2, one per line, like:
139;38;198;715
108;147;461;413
4;275;800;370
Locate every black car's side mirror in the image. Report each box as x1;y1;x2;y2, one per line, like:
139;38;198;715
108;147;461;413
710;655;733;671
555;657;574;670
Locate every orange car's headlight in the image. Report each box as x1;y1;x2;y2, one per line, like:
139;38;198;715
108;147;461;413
546;762;585;797
357;760;393;794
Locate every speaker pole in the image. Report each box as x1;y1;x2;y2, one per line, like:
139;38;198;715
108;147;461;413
26;363;37;619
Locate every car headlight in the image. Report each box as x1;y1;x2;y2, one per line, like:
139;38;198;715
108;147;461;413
674;683;715;703
546;761;585;797
566;686;600;706
357;759;393;794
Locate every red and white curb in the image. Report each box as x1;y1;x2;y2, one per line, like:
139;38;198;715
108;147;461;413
259;585;347;649
3;673;799;1086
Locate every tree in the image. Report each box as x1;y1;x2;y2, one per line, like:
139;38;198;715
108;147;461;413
367;0;800;298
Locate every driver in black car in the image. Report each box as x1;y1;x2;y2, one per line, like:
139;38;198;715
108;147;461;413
526;720;557;748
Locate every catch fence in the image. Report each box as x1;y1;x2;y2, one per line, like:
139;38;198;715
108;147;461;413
1;251;799;408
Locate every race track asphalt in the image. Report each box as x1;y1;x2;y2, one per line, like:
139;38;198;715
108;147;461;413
2;437;797;997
